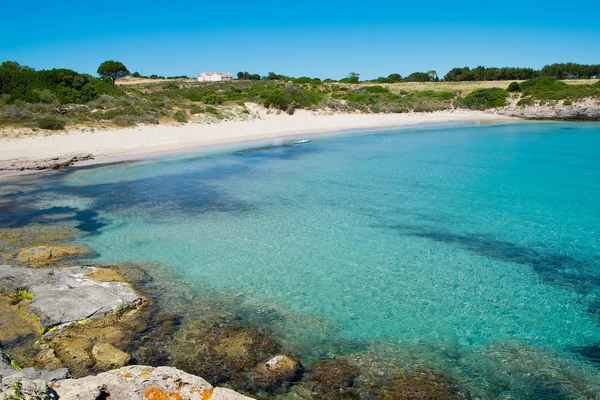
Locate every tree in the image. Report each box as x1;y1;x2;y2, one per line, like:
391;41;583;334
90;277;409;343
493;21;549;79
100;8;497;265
97;60;130;87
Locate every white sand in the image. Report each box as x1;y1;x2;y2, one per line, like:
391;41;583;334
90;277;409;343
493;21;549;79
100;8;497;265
0;109;519;171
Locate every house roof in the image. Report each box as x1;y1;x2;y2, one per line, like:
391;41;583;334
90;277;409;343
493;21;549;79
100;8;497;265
199;72;231;76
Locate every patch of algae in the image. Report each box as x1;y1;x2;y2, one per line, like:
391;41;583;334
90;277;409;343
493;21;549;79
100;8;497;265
17;244;93;268
0;225;81;253
85;268;126;283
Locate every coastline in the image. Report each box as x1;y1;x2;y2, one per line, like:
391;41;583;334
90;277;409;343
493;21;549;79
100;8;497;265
0;109;520;173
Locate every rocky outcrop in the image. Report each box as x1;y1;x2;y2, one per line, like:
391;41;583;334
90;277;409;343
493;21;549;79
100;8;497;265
0;351;66;400
1;353;253;400
53;366;253;400
0;265;142;330
496;99;600;121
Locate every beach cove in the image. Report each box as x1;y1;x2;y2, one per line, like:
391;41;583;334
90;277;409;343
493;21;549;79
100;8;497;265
1;120;600;399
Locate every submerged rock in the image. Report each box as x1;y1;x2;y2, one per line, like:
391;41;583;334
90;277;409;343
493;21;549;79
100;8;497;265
252;354;301;389
91;343;131;370
171;316;280;386
309;358;358;390
17;245;92;268
52;365;253;400
376;368;470;400
0;265;142;330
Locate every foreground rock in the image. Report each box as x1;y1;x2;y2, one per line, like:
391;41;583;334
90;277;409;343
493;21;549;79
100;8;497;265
53;366;253;400
0;265;142;330
1;351;66;400
1;352;253;400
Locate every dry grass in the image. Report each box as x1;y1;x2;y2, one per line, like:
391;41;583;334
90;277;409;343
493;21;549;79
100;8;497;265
361;79;599;96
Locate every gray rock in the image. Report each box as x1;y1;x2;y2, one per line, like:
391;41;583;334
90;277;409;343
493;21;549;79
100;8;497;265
0;377;59;400
0;265;141;330
53;365;254;400
0;351;69;382
497;104;600;121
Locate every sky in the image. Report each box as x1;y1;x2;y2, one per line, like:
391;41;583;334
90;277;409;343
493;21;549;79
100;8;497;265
1;0;599;80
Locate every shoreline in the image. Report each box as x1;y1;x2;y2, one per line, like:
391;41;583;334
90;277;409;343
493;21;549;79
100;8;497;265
0;109;520;174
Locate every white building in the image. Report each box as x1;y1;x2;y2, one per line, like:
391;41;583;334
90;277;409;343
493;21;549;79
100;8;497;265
197;72;233;82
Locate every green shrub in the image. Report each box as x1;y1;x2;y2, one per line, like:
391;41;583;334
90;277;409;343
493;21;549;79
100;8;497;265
339;77;359;84
36;116;65;130
507;82;521;92
263;90;290;110
113;115;136;126
563;100;573;106
516;97;534;106
202;92;223;105
459;88;508;110
174;110;188;122
520;76;567;92
190;105;203;114
183;92;204;102
364;86;389;94
410;90;454;100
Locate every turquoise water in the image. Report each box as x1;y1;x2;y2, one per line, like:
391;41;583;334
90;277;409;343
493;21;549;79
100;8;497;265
2;121;600;396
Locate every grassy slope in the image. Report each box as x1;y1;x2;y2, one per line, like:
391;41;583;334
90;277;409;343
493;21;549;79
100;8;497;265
1;78;598;135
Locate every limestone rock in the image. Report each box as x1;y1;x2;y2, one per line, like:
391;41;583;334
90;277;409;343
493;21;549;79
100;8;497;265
252;355;301;389
0;376;59;400
53;365;254;400
0;265;142;329
1;351;70;382
91;343;131;369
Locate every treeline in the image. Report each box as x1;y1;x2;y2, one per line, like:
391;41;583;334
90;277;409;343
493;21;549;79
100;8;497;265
443;63;600;82
0;61;118;104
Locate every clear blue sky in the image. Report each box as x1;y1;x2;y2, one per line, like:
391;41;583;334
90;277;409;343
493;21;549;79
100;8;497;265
1;0;598;80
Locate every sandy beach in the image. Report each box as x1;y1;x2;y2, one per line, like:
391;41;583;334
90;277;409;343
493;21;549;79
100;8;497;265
0;109;519;172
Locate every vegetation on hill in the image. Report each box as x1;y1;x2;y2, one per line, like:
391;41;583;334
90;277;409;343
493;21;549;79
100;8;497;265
444;63;600;82
1;60;599;131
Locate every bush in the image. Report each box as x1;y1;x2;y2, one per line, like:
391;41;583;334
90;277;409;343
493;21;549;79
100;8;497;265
520;76;567;92
190;105;203;114
113;115;137;126
563;100;573;106
516;97;534;107
507;82;521;92
459;88;508;110
364;86;389;94
174;110;188;123
183;92;204;102
202;92;223;105
339;77;359;84
36;116;65;130
409;90;454;100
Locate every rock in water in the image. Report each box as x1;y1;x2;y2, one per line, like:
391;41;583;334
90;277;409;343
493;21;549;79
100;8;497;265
17;245;92;268
252;355;301;389
91;343;131;369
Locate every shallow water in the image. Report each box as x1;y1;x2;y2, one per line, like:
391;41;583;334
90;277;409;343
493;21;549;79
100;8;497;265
2;122;600;397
